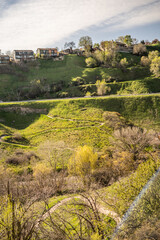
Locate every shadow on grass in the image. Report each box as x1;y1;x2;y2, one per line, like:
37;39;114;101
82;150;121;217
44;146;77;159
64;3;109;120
0;111;41;130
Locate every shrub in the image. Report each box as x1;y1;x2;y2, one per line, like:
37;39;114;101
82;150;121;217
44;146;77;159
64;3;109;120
91;168;113;186
33;163;52;180
111;126;151;161
85;57;97;68
93;50;104;64
148;50;159;61
6;156;21;165
120;58;129;70
71;77;84;86
58;92;69;98
96;79;106;96
68;145;98;178
85;91;91;97
140;56;150;66
103;111;128;129
133;43;147;56
24;151;38;161
112;151;135;177
12;133;24;141
150;56;160;77
5;151;37;166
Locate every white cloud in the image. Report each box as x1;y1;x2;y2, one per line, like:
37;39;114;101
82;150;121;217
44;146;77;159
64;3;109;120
108;1;160;30
0;0;159;51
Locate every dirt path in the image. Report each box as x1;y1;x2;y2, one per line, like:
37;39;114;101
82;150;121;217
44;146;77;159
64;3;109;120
36;196;121;227
47;115;105;128
0;135;8;142
0;114;104;148
1;92;160;105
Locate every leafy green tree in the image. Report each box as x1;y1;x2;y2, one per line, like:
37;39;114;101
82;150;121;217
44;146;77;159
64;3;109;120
116;35;136;46
94;41;118;67
100;40;117;51
79;36;92;50
93;43;100;48
123;35;134;46
140;40;145;44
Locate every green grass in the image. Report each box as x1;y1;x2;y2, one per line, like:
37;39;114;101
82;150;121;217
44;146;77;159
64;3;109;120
98;158;160;216
0;54;156;101
36;194;116;239
147;43;160;52
114;167;160;239
1;95;160;238
1;94;160;173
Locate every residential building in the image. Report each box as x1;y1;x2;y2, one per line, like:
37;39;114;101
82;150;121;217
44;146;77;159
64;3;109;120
0;55;10;64
13;50;35;62
116;42;133;53
37;48;59;58
73;48;85;55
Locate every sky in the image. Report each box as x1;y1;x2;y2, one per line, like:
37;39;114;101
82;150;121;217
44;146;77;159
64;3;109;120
0;0;160;52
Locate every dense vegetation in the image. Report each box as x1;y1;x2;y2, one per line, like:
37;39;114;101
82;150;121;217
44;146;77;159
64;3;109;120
0;40;160;239
0;95;160;239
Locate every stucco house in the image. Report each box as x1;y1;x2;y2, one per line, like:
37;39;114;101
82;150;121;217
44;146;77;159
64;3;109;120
116;42;133;53
36;48;59;58
0;55;10;64
13;50;35;62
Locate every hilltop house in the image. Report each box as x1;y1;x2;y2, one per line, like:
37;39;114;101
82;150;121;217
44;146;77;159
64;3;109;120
116;42;133;53
0;55;10;64
13;50;35;62
37;48;59;58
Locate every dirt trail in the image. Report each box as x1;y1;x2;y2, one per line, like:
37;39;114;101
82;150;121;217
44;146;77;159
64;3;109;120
1;92;160;105
47;115;105;128
36;196;121;227
0;135;8;142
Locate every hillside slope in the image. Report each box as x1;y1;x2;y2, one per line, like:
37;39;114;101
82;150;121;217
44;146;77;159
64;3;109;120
1;53;159;101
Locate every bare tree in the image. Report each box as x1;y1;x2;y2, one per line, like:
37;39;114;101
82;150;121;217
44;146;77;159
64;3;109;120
0;183;42;240
111;126;154;161
38;141;67;193
39;194;115;240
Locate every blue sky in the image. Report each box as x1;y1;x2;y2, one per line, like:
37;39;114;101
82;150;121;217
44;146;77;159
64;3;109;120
0;0;160;52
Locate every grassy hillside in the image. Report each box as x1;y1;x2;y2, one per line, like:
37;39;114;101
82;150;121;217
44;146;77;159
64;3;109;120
113;168;160;239
1;93;160;132
1;53;159;101
1;94;160;171
1;95;160;239
147;42;160;52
